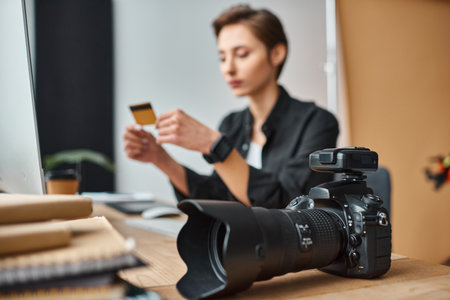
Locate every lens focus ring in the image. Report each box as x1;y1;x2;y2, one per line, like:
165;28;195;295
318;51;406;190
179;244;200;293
287;209;344;268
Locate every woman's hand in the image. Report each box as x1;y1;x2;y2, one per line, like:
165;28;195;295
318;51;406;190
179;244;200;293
156;109;221;154
123;124;164;163
123;123;190;195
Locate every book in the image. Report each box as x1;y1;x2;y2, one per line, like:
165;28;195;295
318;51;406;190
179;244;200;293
0;217;142;290
0;194;92;224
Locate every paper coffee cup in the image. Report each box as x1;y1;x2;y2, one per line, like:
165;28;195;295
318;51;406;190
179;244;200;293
45;169;79;194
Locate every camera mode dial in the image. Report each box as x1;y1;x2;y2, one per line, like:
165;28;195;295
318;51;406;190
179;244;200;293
361;194;383;210
287;196;314;210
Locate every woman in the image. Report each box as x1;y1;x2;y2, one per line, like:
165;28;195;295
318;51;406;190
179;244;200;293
124;5;339;208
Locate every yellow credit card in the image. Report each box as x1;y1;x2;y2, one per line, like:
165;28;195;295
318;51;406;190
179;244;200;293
129;102;157;125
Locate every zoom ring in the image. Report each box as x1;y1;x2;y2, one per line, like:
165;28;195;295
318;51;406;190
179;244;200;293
288;209;344;267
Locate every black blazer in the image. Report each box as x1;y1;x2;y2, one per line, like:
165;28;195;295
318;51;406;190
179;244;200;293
174;86;339;208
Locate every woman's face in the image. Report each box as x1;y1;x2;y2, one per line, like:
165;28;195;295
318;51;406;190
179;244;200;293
217;23;277;97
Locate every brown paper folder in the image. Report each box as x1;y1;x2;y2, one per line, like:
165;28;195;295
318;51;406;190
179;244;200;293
0;194;92;224
0;222;71;255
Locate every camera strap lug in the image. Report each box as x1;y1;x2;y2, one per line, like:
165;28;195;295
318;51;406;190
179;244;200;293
377;212;389;226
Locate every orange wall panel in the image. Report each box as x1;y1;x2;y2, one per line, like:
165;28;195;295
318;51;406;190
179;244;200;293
338;0;450;264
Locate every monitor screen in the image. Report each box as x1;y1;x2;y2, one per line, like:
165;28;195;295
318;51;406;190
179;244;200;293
0;0;45;194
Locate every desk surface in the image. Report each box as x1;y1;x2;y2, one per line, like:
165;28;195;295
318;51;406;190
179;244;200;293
93;204;450;300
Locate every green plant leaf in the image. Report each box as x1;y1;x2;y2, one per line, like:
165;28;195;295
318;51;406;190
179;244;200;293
43;149;115;173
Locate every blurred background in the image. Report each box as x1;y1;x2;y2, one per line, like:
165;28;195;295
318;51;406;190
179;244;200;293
23;0;450;265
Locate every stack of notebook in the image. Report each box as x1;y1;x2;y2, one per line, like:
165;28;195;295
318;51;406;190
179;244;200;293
0;194;150;299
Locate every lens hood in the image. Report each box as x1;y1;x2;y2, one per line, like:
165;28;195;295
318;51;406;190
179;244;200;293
176;200;264;299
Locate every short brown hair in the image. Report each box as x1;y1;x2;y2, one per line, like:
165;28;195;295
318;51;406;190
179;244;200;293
212;5;289;79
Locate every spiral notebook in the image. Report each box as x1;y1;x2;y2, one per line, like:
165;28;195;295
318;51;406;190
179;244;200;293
0;217;143;292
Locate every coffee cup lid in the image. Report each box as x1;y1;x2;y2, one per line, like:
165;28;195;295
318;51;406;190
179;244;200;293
45;169;78;180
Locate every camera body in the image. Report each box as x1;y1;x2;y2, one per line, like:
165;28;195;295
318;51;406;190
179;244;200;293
288;148;391;278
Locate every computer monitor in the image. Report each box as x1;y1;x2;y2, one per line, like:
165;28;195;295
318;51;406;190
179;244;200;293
0;0;45;194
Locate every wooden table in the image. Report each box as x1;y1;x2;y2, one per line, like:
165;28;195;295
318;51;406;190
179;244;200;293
93;204;450;299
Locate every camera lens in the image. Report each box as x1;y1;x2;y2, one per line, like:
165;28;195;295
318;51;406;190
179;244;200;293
176;200;346;299
252;208;345;280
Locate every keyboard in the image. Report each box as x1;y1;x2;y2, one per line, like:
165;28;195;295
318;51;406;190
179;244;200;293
125;218;185;238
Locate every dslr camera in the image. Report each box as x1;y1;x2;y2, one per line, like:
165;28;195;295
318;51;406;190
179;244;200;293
176;147;391;299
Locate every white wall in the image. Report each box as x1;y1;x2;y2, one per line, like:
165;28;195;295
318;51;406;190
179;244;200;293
113;0;330;203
